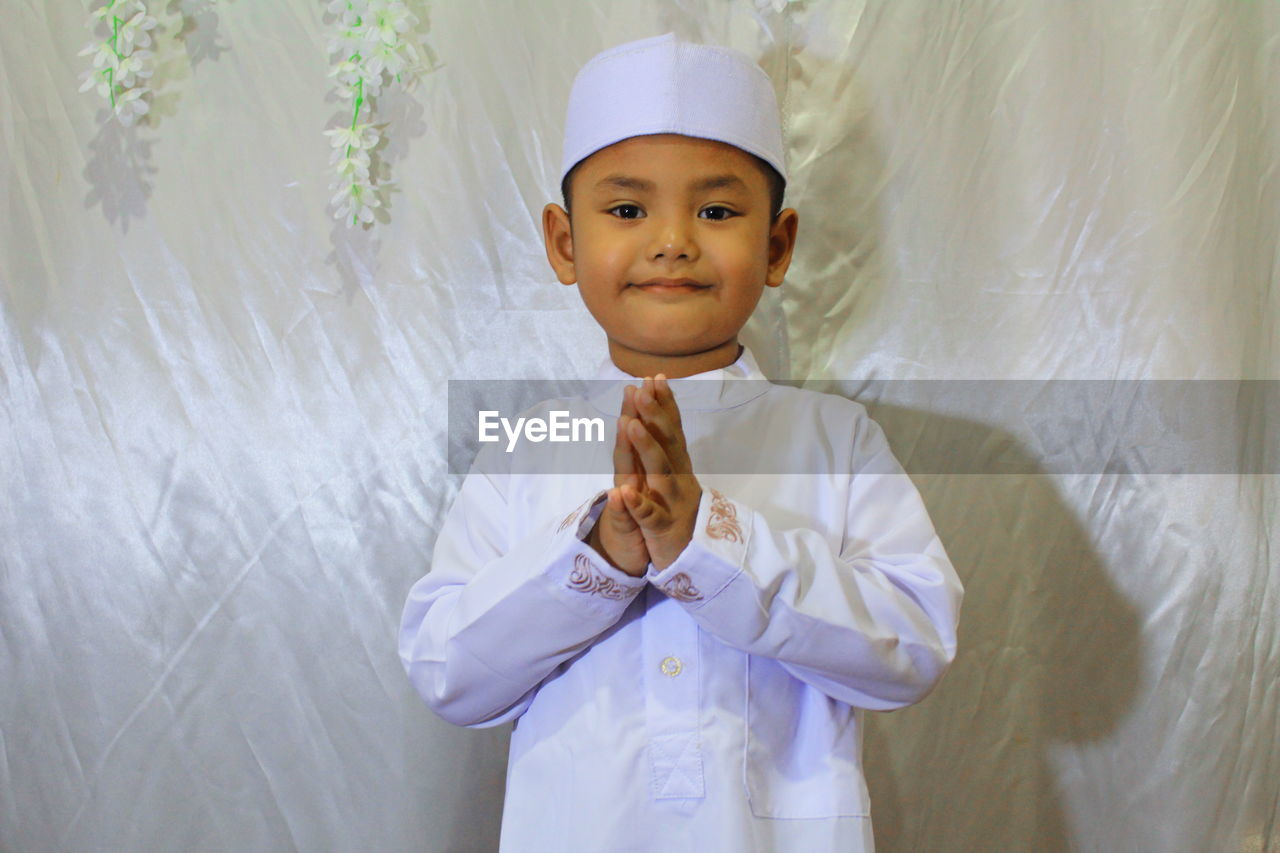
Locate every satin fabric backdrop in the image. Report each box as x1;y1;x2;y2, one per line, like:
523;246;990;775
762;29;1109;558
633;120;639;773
2;1;1276;852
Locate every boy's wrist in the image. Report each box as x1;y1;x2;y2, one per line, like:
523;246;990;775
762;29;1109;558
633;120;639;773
585;520;614;568
645;488;749;605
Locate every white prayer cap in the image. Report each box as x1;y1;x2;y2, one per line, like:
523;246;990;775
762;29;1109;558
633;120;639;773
559;32;787;185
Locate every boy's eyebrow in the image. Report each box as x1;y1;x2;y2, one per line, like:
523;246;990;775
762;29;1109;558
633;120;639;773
594;175;653;193
593;174;750;193
696;174;752;192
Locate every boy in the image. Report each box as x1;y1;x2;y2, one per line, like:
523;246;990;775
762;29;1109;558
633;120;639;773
400;32;963;852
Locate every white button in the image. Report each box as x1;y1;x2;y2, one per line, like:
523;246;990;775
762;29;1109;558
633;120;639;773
660;656;683;677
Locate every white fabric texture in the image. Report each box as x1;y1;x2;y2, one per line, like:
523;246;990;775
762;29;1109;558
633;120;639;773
1;2;1277;853
398;345;961;851
560;32;789;182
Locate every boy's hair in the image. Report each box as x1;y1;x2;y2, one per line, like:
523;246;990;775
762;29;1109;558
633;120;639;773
560;150;786;226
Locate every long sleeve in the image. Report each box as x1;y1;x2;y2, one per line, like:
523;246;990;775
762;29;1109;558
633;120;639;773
646;412;963;711
398;467;646;728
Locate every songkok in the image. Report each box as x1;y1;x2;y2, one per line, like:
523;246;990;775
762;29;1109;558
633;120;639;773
559;32;788;185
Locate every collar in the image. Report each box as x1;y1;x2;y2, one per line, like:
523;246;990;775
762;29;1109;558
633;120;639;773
585;344;771;415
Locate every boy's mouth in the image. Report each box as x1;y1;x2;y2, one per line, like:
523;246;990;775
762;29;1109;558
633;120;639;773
629;278;711;292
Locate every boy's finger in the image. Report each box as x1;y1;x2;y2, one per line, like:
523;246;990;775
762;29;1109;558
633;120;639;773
654;374;683;432
627;417;671;473
622;482;662;525
612;415;630;486
636;378;693;473
621;386;650;478
633;383;680;451
621;383;640;420
626;406;647;481
655;375;696;473
627;418;676;498
606;488;641;531
614;415;648;491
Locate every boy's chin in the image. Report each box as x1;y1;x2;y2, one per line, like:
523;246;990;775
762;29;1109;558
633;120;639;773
611;338;737;358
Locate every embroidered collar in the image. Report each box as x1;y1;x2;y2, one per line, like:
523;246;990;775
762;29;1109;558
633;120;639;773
586;345;771;415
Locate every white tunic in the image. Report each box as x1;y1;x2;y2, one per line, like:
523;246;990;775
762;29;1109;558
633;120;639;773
399;346;963;853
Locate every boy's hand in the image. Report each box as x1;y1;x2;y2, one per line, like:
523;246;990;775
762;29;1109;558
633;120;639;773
619;375;702;571
587;383;652;577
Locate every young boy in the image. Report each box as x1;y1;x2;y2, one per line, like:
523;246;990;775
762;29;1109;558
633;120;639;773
400;32;963;852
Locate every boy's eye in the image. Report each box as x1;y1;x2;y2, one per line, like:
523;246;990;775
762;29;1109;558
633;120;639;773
699;205;736;221
607;204;644;219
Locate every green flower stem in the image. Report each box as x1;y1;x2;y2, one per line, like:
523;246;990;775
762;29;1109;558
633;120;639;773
342;6;364;162
108;10;121;108
347;75;364;226
343;75;364;159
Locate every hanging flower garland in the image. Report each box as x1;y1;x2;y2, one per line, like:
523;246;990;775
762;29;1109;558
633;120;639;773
78;0;160;126
324;0;427;228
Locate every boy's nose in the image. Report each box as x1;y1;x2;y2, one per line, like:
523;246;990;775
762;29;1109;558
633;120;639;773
649;222;698;262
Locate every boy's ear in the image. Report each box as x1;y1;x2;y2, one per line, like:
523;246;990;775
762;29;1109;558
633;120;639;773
542;203;577;285
764;208;799;288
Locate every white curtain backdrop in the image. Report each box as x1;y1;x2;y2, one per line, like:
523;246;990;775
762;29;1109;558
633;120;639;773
3;1;1276;851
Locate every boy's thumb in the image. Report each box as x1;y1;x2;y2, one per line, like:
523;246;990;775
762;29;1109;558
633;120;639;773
605;488;636;526
621;484;655;523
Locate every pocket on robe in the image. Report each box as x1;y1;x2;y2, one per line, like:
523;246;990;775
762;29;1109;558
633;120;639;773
743;655;871;819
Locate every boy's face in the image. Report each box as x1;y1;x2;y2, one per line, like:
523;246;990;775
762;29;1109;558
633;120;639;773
542;134;798;377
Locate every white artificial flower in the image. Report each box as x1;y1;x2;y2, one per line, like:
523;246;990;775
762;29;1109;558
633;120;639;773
330;143;370;164
323;123;377;151
79;40;120;71
116;11;158;52
80;2;159;125
329;143;372;177
329;59;384;99
115;50;154;88
330;182;382;225
332;157;370;181
113;85;150;126
90;1;143;25
325;0;425;226
354;191;383;224
358;69;384;98
327;0;366;28
326;29;365;58
78;68;107;97
332;0;368;29
327;57;362;85
365;1;417;46
366;41;413;78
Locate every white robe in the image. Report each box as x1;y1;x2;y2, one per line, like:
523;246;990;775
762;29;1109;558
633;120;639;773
399;346;963;853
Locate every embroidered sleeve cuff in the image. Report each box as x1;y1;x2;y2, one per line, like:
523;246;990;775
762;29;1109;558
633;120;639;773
544;489;646;611
645;488;751;608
